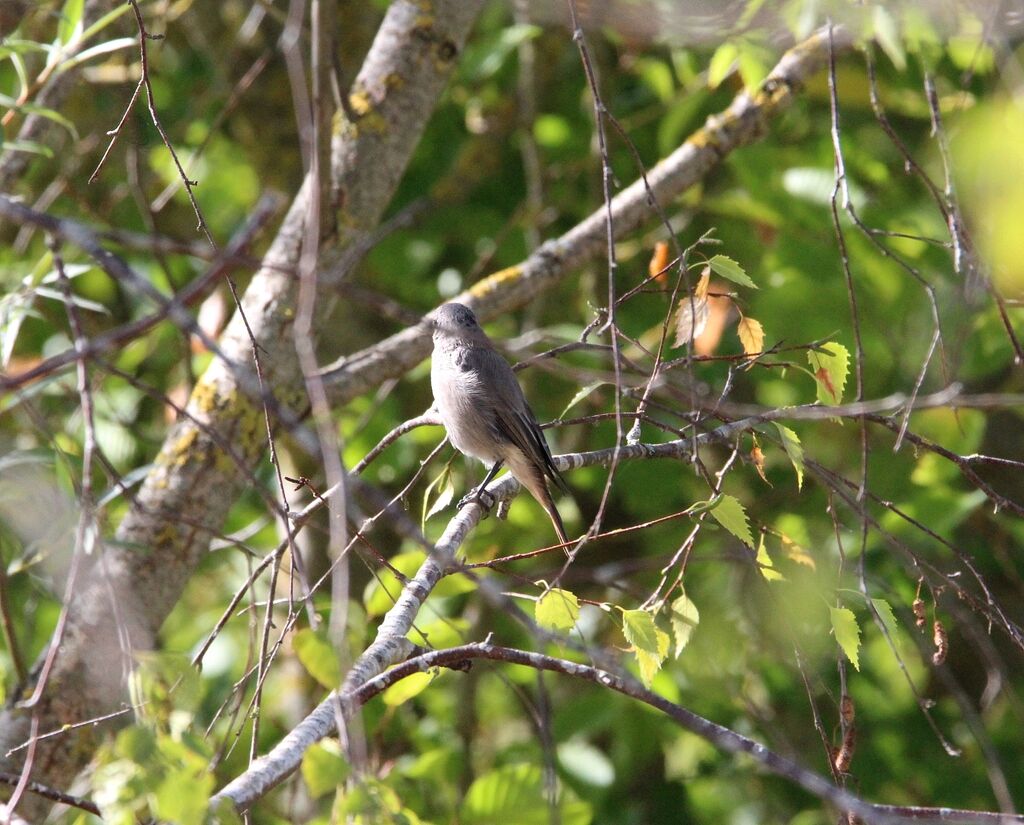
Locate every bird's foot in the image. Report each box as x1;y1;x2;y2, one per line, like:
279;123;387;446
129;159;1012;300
458;488;495;513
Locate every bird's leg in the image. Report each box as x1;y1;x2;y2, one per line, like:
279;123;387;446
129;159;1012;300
458;461;503;512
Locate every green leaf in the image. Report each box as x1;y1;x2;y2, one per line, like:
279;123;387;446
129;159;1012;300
808;342;850;405
707;254;757;289
534;114;572;149
621;608;669;687
461;763;592;825
830;607;861;671
381;670;435;707
635;630;670;688
152;768;213;825
634;56;675;103
56;36;136;75
737;40;772;89
755;534;784;582
423;464;455;524
871;598;900;642
620;608;661;655
292;628;342;689
873;6;907;71
782;166;867;210
707;42;738;89
0;139;54;157
364;550;422;617
0;40;50;61
773;423;804;491
710;494;754;547
301;740;349;798
669;592;700;656
536;587;580;631
557;740;616;788
559;381;608;418
58;0;85;46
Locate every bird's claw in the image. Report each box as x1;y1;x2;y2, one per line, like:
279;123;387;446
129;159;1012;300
458;488;495;513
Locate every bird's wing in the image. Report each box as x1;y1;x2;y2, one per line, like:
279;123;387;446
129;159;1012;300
469;347;567;492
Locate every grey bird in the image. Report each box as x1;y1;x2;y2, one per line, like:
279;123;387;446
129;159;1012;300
430;302;569;545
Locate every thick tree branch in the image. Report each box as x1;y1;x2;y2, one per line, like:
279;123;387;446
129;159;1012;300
0;0;485;808
319;26;854;403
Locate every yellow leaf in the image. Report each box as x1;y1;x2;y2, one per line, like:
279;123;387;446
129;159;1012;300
756;534;784;582
780;533;816;569
737;316;764;364
750;438;769;486
649;240;671;284
672;293;710;348
694;265;711;300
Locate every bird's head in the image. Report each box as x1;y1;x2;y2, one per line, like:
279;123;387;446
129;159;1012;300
431;302;487;344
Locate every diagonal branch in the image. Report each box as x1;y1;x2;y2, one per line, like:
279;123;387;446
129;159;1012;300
319;26;855;405
0;0;485;811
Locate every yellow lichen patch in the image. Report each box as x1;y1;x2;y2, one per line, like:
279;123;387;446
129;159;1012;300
213;444;236;474
190;379;223;415
348;88;374;117
157;427;199;469
235;406;266;457
469;265;523;299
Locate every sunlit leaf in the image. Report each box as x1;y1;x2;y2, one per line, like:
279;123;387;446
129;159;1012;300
873;6;907;70
382;670;435;707
737;315;764;361
293;629;342;689
756;534;784;582
669;591;700;656
809;341;850;405
58;0;85;46
536;587;580;631
830;606;861;671
707;42;738;89
871;598;899;643
773;423;804;490
301;740;349;798
648;240;671;284
423;464;455;524
559;381;608;417
672;293;710;348
707;254;757;289
461;763;591;825
710;494;754;547
621;607;669;687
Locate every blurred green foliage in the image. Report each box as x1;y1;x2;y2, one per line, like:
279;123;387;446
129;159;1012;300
2;1;1023;823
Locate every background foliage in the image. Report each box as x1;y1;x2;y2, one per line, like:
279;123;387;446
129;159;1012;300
2;1;1023;823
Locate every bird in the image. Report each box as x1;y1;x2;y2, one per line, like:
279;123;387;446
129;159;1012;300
430;302;570;545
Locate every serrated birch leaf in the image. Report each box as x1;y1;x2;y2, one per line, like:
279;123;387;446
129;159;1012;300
670;592;700;656
830;607;861;671
620;608;661;656
536;588;580;631
871;598;899;642
808;342;849;405
737;316;764;363
672;294;710;348
773;423;804;490
635;628;671;687
708;254;757;288
711;494;754;547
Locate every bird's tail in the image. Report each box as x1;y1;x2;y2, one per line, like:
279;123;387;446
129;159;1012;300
524;472;569;547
